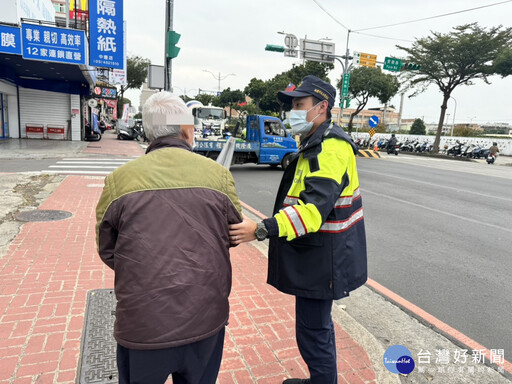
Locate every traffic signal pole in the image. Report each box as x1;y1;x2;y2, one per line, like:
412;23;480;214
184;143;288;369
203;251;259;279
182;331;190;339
338;30;351;123
164;0;174;91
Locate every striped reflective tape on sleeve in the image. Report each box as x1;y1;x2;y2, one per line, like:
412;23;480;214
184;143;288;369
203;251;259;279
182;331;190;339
283;206;307;237
319;208;364;233
334;188;361;208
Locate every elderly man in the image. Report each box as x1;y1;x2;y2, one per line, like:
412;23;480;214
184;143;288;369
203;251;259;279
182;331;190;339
96;91;242;384
230;76;367;384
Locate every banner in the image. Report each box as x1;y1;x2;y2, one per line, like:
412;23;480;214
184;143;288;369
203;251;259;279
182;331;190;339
0;25;22;55
89;0;124;69
21;23;86;65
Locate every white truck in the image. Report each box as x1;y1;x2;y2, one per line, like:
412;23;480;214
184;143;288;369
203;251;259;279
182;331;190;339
186;100;227;137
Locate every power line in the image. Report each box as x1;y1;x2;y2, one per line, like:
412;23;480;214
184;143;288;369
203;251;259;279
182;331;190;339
354;0;512;32
311;0;350;31
353;31;414;43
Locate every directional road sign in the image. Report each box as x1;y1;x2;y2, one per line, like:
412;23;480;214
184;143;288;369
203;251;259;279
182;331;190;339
353;52;377;68
383;57;402;72
369;115;379;128
341;73;350;98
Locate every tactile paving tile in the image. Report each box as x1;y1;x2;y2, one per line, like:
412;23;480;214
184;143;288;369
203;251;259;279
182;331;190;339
77;289;118;383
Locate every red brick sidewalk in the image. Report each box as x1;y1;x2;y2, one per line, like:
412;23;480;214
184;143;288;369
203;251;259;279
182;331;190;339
0;137;378;383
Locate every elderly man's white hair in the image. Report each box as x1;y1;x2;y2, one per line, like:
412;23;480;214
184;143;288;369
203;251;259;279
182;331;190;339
142;91;191;141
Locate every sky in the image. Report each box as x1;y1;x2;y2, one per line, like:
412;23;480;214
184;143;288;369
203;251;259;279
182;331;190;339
123;0;512;125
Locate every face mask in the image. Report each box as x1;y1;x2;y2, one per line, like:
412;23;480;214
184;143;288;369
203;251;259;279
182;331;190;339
289;102;322;135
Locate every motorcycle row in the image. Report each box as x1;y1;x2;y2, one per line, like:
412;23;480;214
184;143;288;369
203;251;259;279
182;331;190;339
354;136;498;164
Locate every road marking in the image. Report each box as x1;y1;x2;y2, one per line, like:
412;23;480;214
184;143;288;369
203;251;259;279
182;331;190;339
42;157;134;175
239;199;512;375
360;169;512;203
361;188;512;233
48;165;120;169
61;158;136;161
45;170;111;175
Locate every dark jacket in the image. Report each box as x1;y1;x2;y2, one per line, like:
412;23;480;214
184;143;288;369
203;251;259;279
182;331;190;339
264;120;367;300
96;136;242;349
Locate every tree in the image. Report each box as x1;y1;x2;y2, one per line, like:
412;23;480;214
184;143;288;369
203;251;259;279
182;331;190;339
397;23;512;152
494;48;512;77
217;88;245;119
117;55;150;112
242;61;333;117
193;93;216;106
337;66;400;133
453;125;480;137
410;118;426;135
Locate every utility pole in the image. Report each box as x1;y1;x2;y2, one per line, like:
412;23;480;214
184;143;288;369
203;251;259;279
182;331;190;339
398;92;404;131
164;0;174;91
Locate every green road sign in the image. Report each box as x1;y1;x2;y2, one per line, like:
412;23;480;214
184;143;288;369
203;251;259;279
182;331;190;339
166;31;181;58
383;57;402;72
265;44;285;52
341;73;350;98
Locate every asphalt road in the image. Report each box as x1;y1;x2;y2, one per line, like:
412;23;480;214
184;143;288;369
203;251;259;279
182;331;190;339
230;156;512;358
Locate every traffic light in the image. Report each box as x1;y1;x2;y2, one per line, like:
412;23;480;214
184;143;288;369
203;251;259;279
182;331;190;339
401;62;421;71
345;98;351;108
166;31;181;59
265;44;285;52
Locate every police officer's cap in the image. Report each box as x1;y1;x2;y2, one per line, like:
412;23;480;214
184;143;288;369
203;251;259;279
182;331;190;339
278;75;336;109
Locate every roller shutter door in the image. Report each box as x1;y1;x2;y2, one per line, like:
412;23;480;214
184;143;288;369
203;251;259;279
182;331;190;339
19;88;70;137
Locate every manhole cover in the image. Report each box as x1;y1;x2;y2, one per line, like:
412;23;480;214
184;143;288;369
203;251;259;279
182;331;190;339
15;209;72;222
78;289;118;383
87;145;102;148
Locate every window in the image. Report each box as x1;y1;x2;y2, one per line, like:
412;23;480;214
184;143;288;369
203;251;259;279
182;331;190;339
264;121;286;137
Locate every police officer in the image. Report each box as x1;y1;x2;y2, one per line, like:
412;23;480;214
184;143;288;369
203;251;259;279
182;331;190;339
229;75;368;384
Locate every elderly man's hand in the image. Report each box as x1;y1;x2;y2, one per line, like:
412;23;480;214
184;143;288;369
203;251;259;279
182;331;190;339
229;218;257;245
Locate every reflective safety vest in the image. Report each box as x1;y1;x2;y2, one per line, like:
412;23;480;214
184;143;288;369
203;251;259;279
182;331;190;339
266;121;368;300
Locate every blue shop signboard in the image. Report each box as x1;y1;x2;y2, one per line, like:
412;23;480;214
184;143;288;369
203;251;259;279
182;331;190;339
0;25;22;55
21;23;86;65
89;0;124;69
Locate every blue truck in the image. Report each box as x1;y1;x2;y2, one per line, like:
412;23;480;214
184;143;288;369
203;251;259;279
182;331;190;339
194;115;298;169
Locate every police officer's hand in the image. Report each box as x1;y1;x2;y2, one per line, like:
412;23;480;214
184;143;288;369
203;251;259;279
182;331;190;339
229;218;257;245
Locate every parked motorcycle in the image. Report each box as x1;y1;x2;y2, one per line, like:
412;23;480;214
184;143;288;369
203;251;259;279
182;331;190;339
117;122;145;141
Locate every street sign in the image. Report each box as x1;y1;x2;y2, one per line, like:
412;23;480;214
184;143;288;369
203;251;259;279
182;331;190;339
368;128;376;137
383;57;402;72
21;23;86;65
284;49;298;58
284;34;298;49
89;0;124;69
369;115;379;128
265;44;285;52
353;51;377;68
341;73;350;98
300;38;335;64
0;25;22;55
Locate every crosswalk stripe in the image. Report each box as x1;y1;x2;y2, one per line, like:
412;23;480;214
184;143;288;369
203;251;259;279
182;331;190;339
42;157;135;175
45;170;112;175
48;165;120;169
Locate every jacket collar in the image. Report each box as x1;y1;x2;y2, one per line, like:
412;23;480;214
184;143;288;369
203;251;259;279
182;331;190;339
299;119;331;153
145;136;192;155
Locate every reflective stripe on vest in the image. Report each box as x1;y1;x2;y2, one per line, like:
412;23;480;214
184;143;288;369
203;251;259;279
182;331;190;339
319;208;364;233
283;206;307;237
284;188;361;209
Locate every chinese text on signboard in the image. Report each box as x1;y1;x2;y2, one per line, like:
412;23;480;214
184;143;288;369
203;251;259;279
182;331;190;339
21;23;86;65
89;0;124;69
0;25;22;55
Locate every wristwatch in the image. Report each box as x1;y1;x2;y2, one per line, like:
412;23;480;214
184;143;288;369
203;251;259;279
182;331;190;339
255;222;268;241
